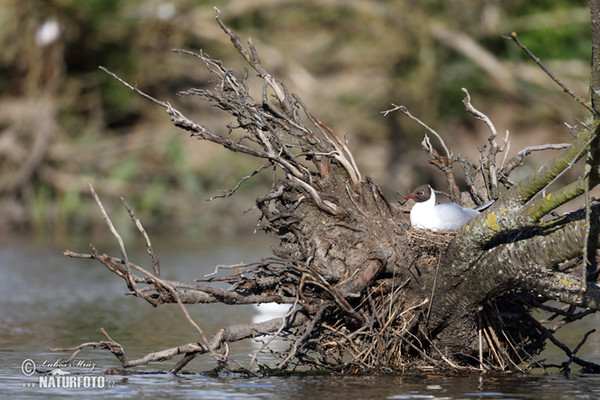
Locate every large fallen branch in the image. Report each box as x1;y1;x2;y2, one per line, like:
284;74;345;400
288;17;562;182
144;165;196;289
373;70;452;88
53;8;600;376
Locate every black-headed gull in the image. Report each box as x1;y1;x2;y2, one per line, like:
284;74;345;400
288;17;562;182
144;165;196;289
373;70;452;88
403;185;479;231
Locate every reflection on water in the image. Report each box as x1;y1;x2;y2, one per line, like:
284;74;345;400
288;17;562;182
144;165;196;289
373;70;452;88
2;238;600;399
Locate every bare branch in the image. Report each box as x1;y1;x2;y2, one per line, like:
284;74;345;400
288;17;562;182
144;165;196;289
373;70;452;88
312;116;362;185
99;67;168;108
208;163;272;201
214;7;287;106
89;184;139;296
432;24;516;94
500;143;571;180
121;197;160;277
505;32;597;116
382;103;451;158
462;88;508;198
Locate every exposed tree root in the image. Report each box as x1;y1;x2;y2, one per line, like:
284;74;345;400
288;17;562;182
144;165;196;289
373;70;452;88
54;8;600;376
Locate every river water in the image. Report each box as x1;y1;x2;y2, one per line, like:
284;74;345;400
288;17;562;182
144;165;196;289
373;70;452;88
2;237;600;399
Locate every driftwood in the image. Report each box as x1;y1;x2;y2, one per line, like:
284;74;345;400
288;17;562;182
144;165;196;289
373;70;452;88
54;6;600;375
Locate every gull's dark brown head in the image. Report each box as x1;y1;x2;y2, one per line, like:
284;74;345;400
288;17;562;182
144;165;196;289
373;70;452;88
403;185;431;203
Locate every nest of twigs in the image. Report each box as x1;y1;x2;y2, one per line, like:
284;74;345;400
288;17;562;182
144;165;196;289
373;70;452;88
406;227;456;269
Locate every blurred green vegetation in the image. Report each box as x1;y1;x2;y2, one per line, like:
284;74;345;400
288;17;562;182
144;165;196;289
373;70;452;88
0;0;592;243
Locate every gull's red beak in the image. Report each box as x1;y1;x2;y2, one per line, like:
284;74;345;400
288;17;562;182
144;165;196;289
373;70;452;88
403;195;414;201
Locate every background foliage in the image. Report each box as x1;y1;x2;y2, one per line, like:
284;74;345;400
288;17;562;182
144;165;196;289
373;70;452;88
0;0;591;242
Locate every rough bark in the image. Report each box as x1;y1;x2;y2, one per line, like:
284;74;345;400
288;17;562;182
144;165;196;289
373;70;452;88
592;0;600;111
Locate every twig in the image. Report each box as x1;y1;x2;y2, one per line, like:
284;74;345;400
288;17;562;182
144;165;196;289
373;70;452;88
249;296;299;368
89;184;139;296
420;332;465;370
382;104;461;200
477;315;484;371
561;329;597;374
480;312;506;370
500;143;571;180
121;197;160;277
208;163;272;201
277;306;326;370
214;7;287;106
421;135;460;202
462;88;508;199
529;316;600;373
505;32;598;116
49;328;127;365
426;257;442;322
382;104;451;158
583;167;592;284
89;185;221;363
99;67;167;107
289;175;343;215
99;66;305;180
312;116;362;185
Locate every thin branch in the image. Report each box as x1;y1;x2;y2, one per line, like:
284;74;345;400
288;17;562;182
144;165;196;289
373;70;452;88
421;135;459;202
382;103;461;199
89;186;220;361
289;175;343;215
382;103;451;158
530;315;600;374
214;7;287;106
583;169;592;283
500;143;571;180
312;116;362;185
89;184;139;296
208;163;272;201
121;197;160;277
99;67;168;108
505;32;598;116
49;328;128;365
249;296;299;368
462;88;508;199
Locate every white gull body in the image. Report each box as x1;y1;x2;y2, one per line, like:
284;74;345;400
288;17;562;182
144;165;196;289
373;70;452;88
252;303;291;324
404;185;479;231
